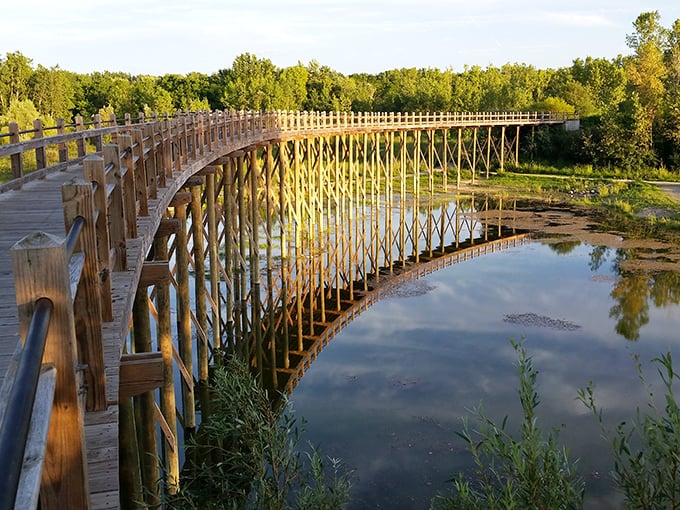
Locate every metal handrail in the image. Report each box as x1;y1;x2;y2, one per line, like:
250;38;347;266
0;297;54;510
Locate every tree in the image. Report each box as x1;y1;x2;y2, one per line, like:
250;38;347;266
0;99;43;137
219;53;280;110
625;11;668;155
158;72;213;111
0;52;33;114
277;63;308;110
303;60;354;111
28;65;76;119
661;19;680;166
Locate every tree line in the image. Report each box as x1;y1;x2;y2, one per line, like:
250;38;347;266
1;11;678;172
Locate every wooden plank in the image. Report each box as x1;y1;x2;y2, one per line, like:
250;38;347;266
15;365;57;510
119;352;163;399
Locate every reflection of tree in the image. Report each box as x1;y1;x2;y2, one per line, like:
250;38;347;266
588;245;609;271
588;246;680;341
609;274;650;341
548;240;581;255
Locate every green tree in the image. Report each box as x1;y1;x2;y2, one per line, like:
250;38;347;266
28;65;76;119
304;60;354;111
0;99;43;136
625;11;668;155
661;19;680;166
277;63;309;110
0;52;33;114
158;72;213;111
219;53;280;110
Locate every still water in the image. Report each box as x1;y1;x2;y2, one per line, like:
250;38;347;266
288;238;680;509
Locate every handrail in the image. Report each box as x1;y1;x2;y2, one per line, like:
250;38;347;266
0;298;53;510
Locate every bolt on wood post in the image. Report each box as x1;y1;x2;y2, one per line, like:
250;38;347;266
11;232;90;510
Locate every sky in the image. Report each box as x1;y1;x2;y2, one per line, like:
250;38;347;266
2;0;680;76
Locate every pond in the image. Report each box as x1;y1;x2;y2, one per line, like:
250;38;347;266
287;203;680;509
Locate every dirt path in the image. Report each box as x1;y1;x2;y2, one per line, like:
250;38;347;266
652;181;680;203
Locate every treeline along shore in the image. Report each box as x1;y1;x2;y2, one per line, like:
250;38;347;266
1;11;679;172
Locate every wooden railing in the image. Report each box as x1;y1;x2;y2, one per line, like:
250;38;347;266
0;110;575;193
0;109;572;509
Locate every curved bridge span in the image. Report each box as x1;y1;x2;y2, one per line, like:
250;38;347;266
0;110;566;509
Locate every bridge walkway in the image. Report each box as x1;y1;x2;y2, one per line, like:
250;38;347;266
0;165;122;507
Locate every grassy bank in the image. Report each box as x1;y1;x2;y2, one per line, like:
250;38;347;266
469;171;680;234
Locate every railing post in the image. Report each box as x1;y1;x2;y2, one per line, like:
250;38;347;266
33;119;47;170
56;118;68;163
109;113;118;144
75;116;86;157
9;122;23;179
11;232;90;510
92;114;103;152
103;144;128;271
132;129;150;214
62;178;107;411
117;134;138;238
82;155;113;321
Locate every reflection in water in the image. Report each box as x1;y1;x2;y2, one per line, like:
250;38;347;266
211;173;680;508
586;246;680;341
289;239;680;510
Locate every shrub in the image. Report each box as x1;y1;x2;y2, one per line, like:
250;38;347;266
166;355;352;510
578;353;680;510
432;341;584;510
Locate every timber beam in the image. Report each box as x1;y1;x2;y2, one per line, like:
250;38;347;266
119;352;164;399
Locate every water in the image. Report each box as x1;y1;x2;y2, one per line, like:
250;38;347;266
288;240;680;509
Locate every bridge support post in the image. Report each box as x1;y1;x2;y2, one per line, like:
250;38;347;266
131;284;161;507
153;227;179;494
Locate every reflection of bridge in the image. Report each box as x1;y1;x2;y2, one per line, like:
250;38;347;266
271;230;527;396
0;110;565;509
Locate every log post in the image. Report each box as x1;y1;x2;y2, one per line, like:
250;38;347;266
83;155;113;322
132;130;149;216
206;171;221;352
92;114;103;152
102;144;127;271
190;183;209;385
11;232;90;510
153;230;179;493
117;134;138;239
57;118;68;163
175;201;196;432
9;122;23;178
61;178;107;411
131;285;160;507
75;116;86;157
33;119;47;170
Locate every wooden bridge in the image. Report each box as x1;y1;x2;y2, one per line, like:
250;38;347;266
0;110;570;509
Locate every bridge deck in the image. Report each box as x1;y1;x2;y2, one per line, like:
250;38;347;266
0;166;120;508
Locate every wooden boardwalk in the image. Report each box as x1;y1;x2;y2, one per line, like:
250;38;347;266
0;166;122;507
0;110;572;509
0;148;232;508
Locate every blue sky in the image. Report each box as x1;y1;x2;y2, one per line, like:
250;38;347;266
3;1;679;75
